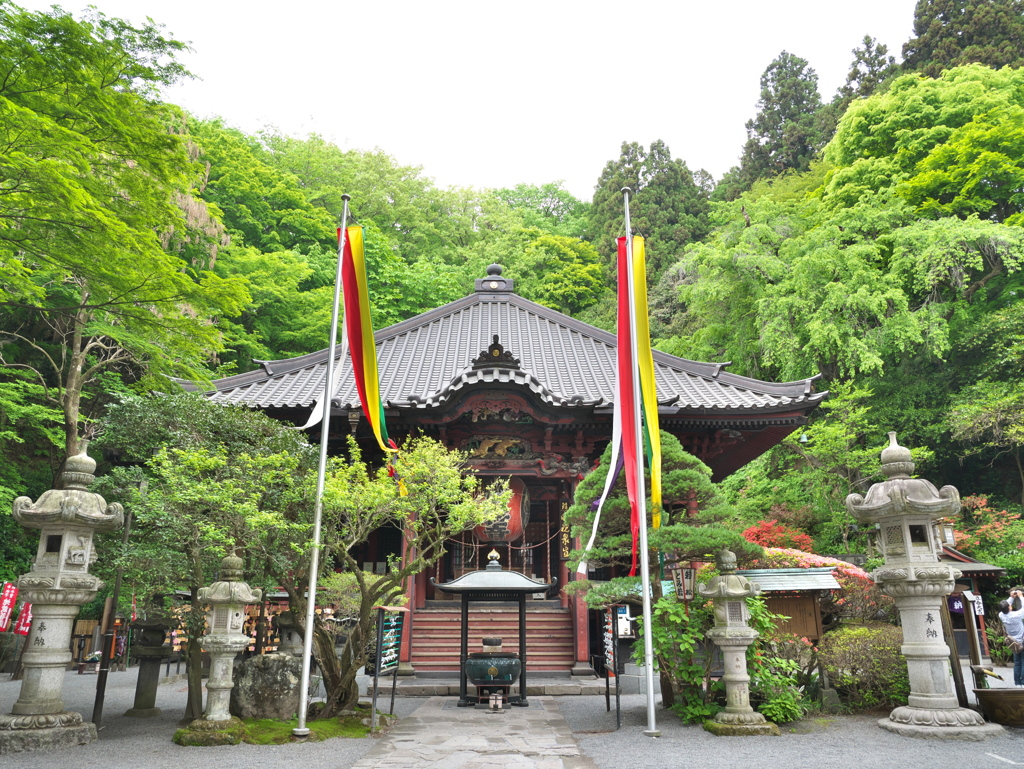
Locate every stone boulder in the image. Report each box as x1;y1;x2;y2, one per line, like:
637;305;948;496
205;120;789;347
229;653;303;720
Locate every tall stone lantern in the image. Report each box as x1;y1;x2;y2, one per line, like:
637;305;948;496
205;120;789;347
0;446;123;754
845;432;1003;740
698;549;779;736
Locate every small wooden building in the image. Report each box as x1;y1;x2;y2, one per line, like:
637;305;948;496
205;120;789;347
736;567;840;641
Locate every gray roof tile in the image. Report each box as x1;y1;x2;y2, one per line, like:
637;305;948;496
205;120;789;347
198;277;825;417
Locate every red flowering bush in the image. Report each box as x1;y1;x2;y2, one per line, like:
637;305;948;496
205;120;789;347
742;520;814;552
745;547;895;626
941;495;1024;554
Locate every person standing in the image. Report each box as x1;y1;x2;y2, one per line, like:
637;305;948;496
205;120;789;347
998;593;1024;686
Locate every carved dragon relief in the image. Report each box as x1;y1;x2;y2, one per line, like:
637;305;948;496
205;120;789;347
464;436;532;458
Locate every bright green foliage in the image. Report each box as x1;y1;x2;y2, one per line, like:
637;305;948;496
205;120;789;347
190;120;336;253
257;131;468;265
95;391;316;719
637;591;811;722
746;599;813;723
720;384;938;553
493;182;591;239
824;65;1024;222
900;104;1024;223
502;233;604;315
0;1;189;299
817;624;910;710
0;3;250;461
670;64;1024;522
902;0;1024;78
590;140;710;277
0;373;64;580
641;596;721;721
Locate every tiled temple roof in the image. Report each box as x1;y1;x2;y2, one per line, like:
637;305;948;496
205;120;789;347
192;265;825;419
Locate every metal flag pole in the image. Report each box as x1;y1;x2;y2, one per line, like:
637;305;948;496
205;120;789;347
294;194;352;738
623;187;659;737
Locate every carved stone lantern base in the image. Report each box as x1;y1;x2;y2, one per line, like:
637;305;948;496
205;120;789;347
879;707;1006;741
704;719;781;737
172;716;246;747
0;712;97;755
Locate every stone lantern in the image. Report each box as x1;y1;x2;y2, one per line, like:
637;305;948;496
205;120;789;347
174;555;261;746
0;445;123;754
124;614;173;718
197;555;261;723
698;549;779;736
845;432;1003;739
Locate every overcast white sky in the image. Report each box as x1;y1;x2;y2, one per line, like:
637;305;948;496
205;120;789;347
20;0;919;201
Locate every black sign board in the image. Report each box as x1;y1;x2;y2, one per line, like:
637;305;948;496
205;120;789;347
376;610;404;675
371;605;408;730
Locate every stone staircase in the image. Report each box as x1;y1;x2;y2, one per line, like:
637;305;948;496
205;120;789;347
409;604;575;673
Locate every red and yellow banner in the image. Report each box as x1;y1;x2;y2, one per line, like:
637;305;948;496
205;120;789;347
617;235;662;575
340;225;392;453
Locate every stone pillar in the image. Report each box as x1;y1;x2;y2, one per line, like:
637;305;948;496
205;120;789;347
125;616;172;718
173;555;261;746
846;432;1003;740
0;446;123;755
698;549;779;736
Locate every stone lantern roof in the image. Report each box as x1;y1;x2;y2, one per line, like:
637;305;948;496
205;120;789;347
845;432;960;524
12;444;123;532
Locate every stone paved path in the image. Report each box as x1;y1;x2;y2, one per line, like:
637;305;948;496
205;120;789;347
351;696;599;769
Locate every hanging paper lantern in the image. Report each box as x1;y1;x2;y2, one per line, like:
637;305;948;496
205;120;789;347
476;476;530;543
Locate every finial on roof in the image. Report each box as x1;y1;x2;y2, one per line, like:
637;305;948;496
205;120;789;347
475;264;513;293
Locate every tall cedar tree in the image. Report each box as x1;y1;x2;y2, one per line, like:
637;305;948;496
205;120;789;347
590;140;709;279
738;51;824;186
903;0;1024;77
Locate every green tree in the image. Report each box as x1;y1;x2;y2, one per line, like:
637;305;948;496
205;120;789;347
312;437;509;715
824;65;1024;223
736;52;824;189
590;141;710;277
189;119;336;254
502;233;604;315
0;2;248;465
566;431;760;597
949;380;1024;503
96;391;317;718
902;0;1024;77
493;182;591;239
838;35;899;105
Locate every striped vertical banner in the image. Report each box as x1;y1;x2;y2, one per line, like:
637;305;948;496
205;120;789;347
340;225;393;453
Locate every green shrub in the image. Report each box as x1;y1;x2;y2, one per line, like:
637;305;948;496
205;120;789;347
818;624;909;711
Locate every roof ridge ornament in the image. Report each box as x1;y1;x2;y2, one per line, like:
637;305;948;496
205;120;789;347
475;263;514;293
472;334;521;370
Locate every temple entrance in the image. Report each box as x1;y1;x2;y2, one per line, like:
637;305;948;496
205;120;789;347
428;491;560;601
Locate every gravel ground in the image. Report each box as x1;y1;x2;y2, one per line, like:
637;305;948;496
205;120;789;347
3;665;1024;769
558;670;1024;769
0;666;420;769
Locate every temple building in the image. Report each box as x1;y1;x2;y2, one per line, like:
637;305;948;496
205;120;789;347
192;265;825;676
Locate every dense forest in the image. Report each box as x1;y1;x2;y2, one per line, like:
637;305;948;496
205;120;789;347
2;0;1024;587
